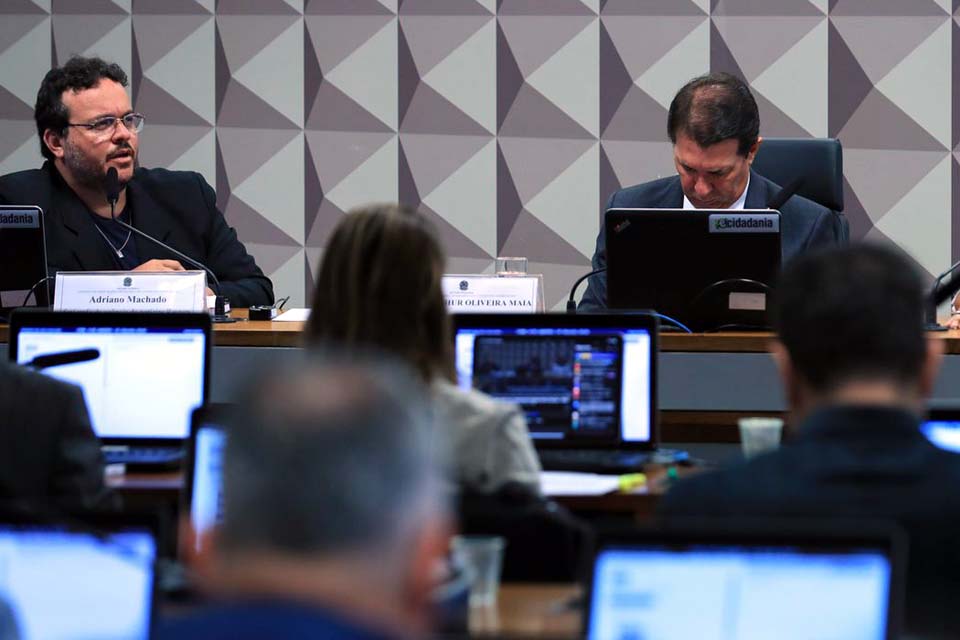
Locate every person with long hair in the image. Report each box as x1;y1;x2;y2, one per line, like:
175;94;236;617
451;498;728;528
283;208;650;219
307;204;541;494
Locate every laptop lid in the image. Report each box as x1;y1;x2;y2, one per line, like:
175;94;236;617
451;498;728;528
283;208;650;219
0;206;49;311
922;402;960;453
451;313;658;450
0;509;157;639
8;310;211;447
605;208;781;331
184;405;231;549
587;520;903;640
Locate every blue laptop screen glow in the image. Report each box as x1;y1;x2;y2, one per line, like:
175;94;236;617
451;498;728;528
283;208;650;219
14;326;206;439
0;527;155;639
589;545;891;640
454;326;652;443
921;420;960;453
190;423;226;544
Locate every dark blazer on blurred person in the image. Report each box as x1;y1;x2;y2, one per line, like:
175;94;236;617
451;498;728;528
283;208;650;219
0;359;108;508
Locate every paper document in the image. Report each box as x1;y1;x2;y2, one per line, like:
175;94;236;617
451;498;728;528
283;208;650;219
274;308;311;322
540;471;621;496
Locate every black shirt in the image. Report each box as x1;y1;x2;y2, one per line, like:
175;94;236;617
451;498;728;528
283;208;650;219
89;206;140;271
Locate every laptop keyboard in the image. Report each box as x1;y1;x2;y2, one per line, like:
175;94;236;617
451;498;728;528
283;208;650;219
537;448;688;474
102;447;184;468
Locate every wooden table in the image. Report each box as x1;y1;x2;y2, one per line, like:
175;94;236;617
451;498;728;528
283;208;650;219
471;584;581;638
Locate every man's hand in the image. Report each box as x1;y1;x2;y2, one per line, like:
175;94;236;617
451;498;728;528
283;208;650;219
947;314;960;331
133;259;185;272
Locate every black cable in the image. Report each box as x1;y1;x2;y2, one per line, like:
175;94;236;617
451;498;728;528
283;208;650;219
20;275;55;308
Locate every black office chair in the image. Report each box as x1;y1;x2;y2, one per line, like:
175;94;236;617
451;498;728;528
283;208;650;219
752;137;849;244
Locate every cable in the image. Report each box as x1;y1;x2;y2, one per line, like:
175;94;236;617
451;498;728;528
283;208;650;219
20;275;55;308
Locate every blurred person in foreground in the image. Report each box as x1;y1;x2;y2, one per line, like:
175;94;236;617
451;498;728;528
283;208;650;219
159;357;451;639
659;243;960;637
306;204;541;495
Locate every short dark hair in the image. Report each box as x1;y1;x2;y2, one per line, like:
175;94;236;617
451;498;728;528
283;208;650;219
34;56;128;161
221;356;443;560
772;244;927;393
667;72;759;156
306;204;455;383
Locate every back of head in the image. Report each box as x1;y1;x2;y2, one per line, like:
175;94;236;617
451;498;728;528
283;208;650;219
773;243;926;393
667;72;759;155
307;204;455;382
35;56;128;161
221;355;444;565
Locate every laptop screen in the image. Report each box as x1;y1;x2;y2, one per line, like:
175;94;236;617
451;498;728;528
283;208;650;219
922;406;960;453
0;206;48;309
0;525;155;639
189;421;226;542
589;542;892;640
10;312;209;442
452;314;656;447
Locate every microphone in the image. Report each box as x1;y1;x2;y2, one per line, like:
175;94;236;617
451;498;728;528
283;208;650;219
27;348;101;370
105;167;121;208
766;177;804;211
102;168;234;323
566;268;606;313
925;258;960;330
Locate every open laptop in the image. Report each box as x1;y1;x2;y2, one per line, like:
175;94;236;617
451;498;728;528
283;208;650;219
0;509;157;639
587;520;904;640
8;310;211;468
0;205;49;314
605;208;781;331
184;405;231;549
452;313;683;474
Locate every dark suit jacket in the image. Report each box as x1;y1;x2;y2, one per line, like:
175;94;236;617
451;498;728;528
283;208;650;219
0;359;109;509
157;601;399;640
579;171;847;310
659;405;960;637
0;162;273;308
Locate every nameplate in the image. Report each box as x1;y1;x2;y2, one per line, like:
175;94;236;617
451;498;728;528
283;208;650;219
54;271;207;312
442;274;543;313
708;213;780;233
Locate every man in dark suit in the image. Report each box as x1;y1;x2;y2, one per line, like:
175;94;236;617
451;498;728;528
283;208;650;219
0;56;273;308
0;359;108;509
159;357;451;639
580;72;845;310
659;244;960;636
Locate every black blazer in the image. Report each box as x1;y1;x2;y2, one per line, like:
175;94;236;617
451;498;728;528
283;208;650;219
659;405;960;637
579;171;847;310
0;162;274;308
0;359;109;508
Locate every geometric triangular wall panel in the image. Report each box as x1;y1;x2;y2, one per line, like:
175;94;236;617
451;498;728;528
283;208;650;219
0;1;957;304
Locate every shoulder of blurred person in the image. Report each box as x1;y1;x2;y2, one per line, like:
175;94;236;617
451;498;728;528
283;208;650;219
158;600;399;640
430;378;541;495
0;359;109;509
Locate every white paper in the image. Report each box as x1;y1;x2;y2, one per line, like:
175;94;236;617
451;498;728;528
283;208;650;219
54;271;206;312
540;471;621;496
274;308;311;322
442;274;543;313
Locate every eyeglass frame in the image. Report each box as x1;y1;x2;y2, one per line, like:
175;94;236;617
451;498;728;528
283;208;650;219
64;112;145;137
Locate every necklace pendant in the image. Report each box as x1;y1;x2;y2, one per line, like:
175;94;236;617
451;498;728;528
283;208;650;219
117;250;124;258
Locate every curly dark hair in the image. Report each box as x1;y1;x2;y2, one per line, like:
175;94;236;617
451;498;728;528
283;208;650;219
34;56;128;161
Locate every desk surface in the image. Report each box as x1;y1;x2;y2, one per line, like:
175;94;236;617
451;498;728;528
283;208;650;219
4;310;960;351
471;584;581;638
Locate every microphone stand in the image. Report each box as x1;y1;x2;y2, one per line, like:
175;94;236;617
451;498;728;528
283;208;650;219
566;268;606;313
105;169;235;323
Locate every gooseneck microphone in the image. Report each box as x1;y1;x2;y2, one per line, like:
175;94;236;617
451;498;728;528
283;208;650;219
103;167;233;321
566;268;606;313
766;177;804;211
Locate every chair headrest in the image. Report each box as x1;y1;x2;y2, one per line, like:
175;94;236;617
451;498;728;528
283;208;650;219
752;138;844;211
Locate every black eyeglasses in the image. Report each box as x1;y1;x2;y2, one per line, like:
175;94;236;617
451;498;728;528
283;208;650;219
66;113;145;137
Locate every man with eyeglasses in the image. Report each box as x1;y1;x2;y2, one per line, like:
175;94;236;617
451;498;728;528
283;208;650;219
0;56;274;307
